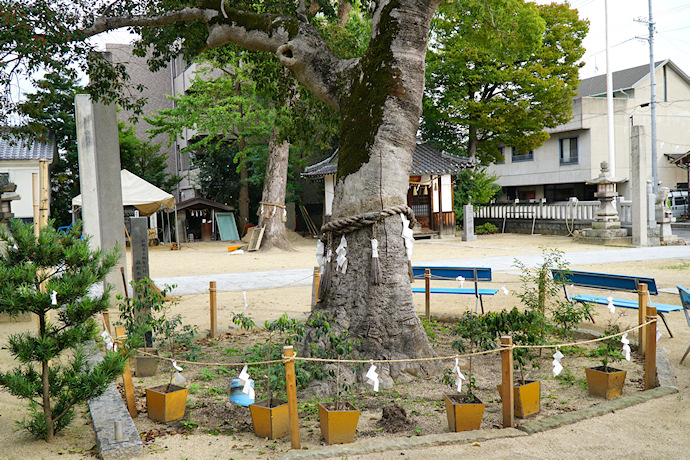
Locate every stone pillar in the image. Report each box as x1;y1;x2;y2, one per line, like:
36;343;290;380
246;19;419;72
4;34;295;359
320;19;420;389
75;94;126;299
130;216;152;346
462;204;476;242
630;126;647;247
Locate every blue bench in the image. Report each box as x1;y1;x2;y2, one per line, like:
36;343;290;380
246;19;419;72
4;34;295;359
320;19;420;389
551;269;680;337
411;266;498;314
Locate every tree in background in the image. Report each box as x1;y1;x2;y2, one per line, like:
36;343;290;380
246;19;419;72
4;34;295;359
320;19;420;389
422;0;588;163
454;166;501;225
118;121;180;193
13;71;82;228
0;221;128;441
11;72;179;226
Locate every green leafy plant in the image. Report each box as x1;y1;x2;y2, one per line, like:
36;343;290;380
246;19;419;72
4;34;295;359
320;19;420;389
233;313;305;403
475;222;499;235
305;312;360;409
514;246;595;339
0;220;129;441
450;312;496;402
116;279;172;348
589;323;625;372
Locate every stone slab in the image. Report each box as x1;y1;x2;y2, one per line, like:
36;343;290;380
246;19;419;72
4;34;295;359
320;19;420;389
84;342;142;460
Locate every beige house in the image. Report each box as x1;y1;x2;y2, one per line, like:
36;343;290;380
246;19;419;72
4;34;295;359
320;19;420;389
488;60;690;202
0;135;55;221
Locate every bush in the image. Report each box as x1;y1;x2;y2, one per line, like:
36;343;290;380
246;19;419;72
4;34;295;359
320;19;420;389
475;222;498;235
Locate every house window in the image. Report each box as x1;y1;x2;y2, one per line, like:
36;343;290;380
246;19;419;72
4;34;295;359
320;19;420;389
559;137;578;165
511;148;533;162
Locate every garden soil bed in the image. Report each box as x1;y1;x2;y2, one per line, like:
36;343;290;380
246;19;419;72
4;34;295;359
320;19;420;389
130;323;645;458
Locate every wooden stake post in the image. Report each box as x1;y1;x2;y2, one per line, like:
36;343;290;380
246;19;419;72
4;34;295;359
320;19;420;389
209;281;217;339
500;336;514;428
424;269;431;319
114;326;137;418
311;267;320;309
283;346;300;449
645;305;657;390
638;283;649;356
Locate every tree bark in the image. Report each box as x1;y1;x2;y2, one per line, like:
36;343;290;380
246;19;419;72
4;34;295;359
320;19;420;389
238;137;250;234
308;0;442;386
257;129;292;251
39;314;54;442
77;0;443;385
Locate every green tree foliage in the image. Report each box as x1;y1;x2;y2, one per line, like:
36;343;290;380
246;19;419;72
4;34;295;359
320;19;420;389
454;166;501;225
422;0;588;163
9;71;178;226
12;71;82;228
118;121;180;193
0;220;129;441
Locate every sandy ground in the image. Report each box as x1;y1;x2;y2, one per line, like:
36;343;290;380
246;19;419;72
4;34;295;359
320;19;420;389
1;232;689;459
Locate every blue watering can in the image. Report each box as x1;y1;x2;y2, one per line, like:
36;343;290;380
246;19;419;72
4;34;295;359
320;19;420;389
229;378;255;406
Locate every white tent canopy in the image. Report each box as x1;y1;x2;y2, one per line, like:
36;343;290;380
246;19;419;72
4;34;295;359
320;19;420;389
72;169;175;216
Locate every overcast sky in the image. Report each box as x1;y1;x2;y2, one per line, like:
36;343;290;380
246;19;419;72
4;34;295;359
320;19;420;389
537;0;690;79
12;1;690;103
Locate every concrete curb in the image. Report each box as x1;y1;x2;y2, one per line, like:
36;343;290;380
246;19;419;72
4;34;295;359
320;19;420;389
281;347;678;459
281;428;527;460
84;342;143;460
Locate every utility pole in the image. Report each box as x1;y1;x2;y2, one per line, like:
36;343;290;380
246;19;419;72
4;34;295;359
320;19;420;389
635;1;658;194
648;0;658;194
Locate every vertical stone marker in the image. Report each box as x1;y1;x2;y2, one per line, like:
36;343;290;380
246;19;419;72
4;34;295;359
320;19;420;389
75;94;126;299
630;125;648;247
462;204;476;242
130;217;152;346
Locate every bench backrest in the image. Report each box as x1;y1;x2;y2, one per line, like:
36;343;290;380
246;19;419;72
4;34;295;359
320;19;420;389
551;269;658;295
412;266;492;282
677;285;690;326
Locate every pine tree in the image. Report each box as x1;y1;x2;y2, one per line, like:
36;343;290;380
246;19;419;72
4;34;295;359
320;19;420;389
0;220;128;441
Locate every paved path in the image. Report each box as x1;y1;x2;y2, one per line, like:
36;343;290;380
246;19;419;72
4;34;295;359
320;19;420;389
154;245;690;296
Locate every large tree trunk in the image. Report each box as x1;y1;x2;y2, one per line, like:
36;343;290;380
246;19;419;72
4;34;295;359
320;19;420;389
308;0;441;387
81;0;443;386
257;128;292;251
238;137;250;234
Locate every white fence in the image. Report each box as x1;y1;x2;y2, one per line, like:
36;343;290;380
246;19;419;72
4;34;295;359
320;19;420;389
475;199;633;225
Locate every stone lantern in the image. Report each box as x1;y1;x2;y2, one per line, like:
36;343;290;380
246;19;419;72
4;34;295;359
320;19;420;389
587;161;625;229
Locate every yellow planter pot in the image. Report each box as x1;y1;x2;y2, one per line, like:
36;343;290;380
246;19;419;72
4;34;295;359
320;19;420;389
146;384;188;422
318;402;360;444
249;399;289;439
444;395;485;432
497;380;540;418
585;366;626;399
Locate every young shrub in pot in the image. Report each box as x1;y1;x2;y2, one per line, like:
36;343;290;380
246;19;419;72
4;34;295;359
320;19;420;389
585;322;627;399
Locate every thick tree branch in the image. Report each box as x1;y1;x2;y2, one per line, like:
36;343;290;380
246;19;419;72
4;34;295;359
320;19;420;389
83;8;211;38
84;6;353;110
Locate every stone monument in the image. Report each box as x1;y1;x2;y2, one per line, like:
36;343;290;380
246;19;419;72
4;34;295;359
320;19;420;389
577;161;630;245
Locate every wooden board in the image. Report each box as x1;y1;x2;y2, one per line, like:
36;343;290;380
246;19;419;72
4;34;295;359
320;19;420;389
247;226;265;252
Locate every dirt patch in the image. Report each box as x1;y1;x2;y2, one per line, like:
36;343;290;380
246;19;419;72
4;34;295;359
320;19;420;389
376;402;413;433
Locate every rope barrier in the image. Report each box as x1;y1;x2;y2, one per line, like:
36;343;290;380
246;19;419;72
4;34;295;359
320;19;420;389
132;319;657;368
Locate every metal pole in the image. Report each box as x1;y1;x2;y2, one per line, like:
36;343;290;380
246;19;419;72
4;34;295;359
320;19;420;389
648;0;658;194
605;0;616;176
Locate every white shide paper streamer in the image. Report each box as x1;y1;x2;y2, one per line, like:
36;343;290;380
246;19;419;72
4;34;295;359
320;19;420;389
365;363;379;392
552;349;564;377
400;214;414;260
336;235;348;274
621;333;631;361
456;276;465;289
452;358;466;392
607;296;615;314
238;365;255;400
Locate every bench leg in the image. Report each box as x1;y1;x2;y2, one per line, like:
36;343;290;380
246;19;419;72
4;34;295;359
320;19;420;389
658;312;673;338
479;295;485;315
681;345;690;364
